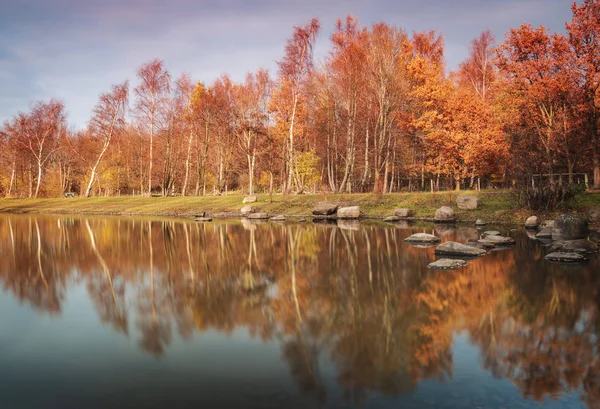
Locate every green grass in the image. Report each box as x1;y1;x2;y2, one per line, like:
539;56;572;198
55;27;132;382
0;190;598;224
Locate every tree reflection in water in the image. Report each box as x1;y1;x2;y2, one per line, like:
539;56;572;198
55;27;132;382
0;215;598;406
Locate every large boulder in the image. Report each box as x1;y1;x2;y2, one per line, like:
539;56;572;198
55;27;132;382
549;240;598;254
456;195;479;210
248;212;269;220
337;206;360;219
524;216;539;229
544;252;587;263
434;206;456;223
589;208;600;223
241;205;254;216
312;203;338;216
427;258;467;270
394;208;415;218
404;233;440;243
552;214;589;241
434;241;487;257
242;195;257;204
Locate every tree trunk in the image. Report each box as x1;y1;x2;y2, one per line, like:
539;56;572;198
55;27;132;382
34;161;43;198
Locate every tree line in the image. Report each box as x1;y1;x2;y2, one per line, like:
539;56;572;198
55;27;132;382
1;1;599;198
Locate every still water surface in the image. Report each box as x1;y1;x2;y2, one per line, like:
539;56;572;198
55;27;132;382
0;215;599;409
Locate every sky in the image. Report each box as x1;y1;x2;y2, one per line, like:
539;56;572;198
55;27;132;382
0;0;573;129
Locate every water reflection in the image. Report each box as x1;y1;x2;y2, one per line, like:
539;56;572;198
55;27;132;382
0;215;599;408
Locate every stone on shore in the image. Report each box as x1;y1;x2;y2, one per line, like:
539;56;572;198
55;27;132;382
588;208;600;223
434;206;456;223
434;241;486;257
404;233;441;243
312;203;338;216
248;212;269;220
548;240;598;254
242;195;257;204
337;206;360;219
456;195;479;210
544;251;587;263
394;208;414;218
241;205;254;216
475;219;486;226
270;215;286;222
525;216;539;229
552;214;589;241
540;220;555;229
384;216;401;222
427;258;467;270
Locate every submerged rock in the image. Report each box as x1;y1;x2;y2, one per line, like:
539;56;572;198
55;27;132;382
427;258;467;270
404;233;441;243
312;203;338;216
456;195;479;210
434;206;455;222
535;227;553;239
544;251;587;263
481;231;501;237
435;241;487;257
552;214;589;241
337;206;360;219
195;217;212;222
548;240;598;254
525;216;539;229
384;216;401;222
466;239;496;249
394;208;414;218
270;215;286;222
481;234;516;245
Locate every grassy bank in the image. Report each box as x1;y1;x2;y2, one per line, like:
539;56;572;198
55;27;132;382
0;190;599;224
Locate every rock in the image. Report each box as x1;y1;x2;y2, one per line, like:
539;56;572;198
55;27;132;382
394;208;414;218
456;195;479;210
540;220;555;229
481;231;501;237
552;214;589;241
475;219;486;226
524;216;539;229
195;217;212;222
434;206;456;223
298;218;307;223
434;241;487;257
337;206;360;219
404;233;441;243
589;208;600;223
270;215;286;222
241;205;254;216
544;251;587;263
312;203;338;216
242;195;257;204
384;216;401;222
548;240;598;254
467;239;497;249
195;211;206;218
535;227;553;239
247;212;269;220
427;258;468;270
481;234;516;245
337;220;361;231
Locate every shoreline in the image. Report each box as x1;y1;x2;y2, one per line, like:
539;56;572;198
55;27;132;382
0;191;598;227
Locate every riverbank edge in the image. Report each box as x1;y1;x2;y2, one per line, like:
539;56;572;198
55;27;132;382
0;191;598;227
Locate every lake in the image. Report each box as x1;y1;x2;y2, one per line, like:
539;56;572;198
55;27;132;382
0;214;598;409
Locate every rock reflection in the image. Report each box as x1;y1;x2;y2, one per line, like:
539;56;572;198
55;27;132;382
0;215;599;406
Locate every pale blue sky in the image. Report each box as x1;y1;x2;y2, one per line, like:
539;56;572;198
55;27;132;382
0;0;572;128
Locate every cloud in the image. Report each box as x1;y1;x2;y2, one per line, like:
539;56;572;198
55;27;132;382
0;0;572;128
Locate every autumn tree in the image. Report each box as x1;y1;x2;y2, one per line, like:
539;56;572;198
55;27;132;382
82;82;129;197
134;59;171;196
277;18;320;194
